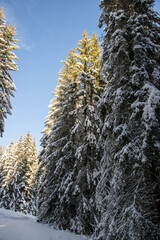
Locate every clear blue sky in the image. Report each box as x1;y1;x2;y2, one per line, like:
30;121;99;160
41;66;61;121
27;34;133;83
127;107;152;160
0;0;159;149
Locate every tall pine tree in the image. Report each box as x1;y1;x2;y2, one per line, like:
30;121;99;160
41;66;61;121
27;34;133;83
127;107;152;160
12;135;27;212
37;31;104;235
37;48;79;227
0;8;19;137
0;145;6;192
0;140;16;209
93;0;160;239
68;31;103;234
0;133;38;214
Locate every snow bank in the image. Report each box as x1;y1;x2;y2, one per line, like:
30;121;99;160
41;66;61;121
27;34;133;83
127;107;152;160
0;208;88;240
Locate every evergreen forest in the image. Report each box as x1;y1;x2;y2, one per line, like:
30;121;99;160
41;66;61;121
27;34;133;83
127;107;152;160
0;1;160;239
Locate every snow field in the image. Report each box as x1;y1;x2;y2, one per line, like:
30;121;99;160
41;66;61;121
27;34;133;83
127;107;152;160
0;208;88;240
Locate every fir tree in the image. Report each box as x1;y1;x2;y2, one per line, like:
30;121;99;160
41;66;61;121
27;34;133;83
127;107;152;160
0;134;38;214
27;136;38;215
37;49;79;226
0;8;19;137
0;140;16;209
0;145;6;194
37;32;103;235
10;135;27;212
22;132;38;214
93;1;160;239
68;31;103;234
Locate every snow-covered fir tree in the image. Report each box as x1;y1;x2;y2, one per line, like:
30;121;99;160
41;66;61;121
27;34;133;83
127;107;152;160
0;133;38;215
37;31;104;235
11;135;28;213
17;132;38;214
70;31;103;234
0;8;19;137
27;136;38;215
37;48;80;228
0;140;16;209
0;145;6;190
92;0;160;239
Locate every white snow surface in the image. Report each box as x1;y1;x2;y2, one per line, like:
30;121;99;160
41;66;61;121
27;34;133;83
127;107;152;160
0;208;88;240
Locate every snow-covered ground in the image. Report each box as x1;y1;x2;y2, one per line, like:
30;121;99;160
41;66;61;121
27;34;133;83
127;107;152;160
0;208;88;240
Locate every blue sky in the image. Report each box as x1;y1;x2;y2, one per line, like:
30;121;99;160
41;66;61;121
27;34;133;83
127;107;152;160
0;0;160;149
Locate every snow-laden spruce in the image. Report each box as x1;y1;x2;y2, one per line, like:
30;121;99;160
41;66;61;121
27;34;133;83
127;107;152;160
0;8;19;137
0;133;38;215
92;0;160;240
37;31;105;235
